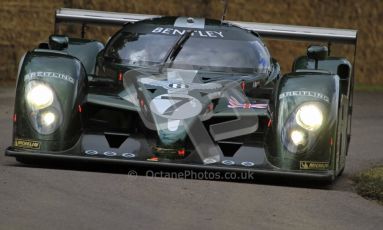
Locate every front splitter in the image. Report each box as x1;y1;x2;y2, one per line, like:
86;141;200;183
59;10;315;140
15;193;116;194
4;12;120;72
5;147;334;182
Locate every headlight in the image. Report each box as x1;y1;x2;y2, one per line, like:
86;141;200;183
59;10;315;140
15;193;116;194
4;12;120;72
295;103;323;131
40;111;56;126
24;81;62;135
26;82;54;110
31;108;62;135
290;129;307;146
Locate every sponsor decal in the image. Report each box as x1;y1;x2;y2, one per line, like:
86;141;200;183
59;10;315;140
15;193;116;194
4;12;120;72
279;91;330;103
15;139;40;149
227;96;268;109
300;161;329;170
169;83;188;89
152;27;224;38
122;153;136;158
204;158;218;164
84;150;136;158
241;161;255;167
85;150;98;155
103;151;117;157
221;160;235;166
25;72;74;84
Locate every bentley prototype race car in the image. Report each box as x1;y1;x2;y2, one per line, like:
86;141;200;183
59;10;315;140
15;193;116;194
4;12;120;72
6;8;358;182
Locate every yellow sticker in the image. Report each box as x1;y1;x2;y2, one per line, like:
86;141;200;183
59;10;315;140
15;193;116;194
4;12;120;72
300;161;329;170
15;139;41;149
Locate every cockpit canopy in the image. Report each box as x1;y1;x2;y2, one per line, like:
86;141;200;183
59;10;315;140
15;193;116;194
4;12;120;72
104;18;272;74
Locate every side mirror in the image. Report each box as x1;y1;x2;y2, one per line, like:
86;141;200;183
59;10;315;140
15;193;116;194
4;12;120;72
49;35;69;50
307;45;328;69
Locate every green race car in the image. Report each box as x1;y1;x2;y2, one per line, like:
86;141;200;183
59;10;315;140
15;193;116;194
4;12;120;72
6;8;358;182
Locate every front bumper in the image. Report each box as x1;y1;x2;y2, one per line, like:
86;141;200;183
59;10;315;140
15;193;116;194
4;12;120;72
5;146;334;182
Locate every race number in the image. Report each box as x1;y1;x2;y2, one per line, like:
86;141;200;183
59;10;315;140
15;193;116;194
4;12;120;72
149;94;202;119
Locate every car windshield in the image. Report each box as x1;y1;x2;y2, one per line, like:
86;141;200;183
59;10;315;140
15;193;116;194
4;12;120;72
105;32;271;73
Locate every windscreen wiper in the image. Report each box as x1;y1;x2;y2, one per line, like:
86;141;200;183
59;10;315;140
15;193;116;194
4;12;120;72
160;30;193;71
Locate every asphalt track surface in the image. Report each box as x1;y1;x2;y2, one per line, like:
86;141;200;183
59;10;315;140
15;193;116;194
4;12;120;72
0;87;382;230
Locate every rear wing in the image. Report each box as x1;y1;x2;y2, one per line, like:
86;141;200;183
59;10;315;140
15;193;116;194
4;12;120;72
55;8;357;45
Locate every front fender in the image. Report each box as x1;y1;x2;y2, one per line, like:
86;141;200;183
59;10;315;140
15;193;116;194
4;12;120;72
13;51;87;151
266;72;340;171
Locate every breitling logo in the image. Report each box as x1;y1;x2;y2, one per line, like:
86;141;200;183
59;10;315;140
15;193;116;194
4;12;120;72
152;27;224;38
25;71;74;84
279;91;330;103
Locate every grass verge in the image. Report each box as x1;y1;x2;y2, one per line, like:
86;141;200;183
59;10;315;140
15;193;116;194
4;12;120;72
355;84;383;92
353;166;383;205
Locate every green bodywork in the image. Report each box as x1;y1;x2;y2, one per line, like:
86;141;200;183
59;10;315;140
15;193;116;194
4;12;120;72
8;19;354;180
13;39;102;151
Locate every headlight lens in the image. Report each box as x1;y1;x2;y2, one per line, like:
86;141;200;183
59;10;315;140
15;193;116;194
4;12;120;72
290;129;306;146
26;83;54;110
295;104;323;131
40;111;56;126
24;81;62;135
31;108;61;135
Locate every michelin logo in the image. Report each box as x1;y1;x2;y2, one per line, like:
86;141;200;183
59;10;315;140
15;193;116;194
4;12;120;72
25;72;74;84
15;139;40;149
279;91;330;103
300;161;329;170
152;27;224;38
